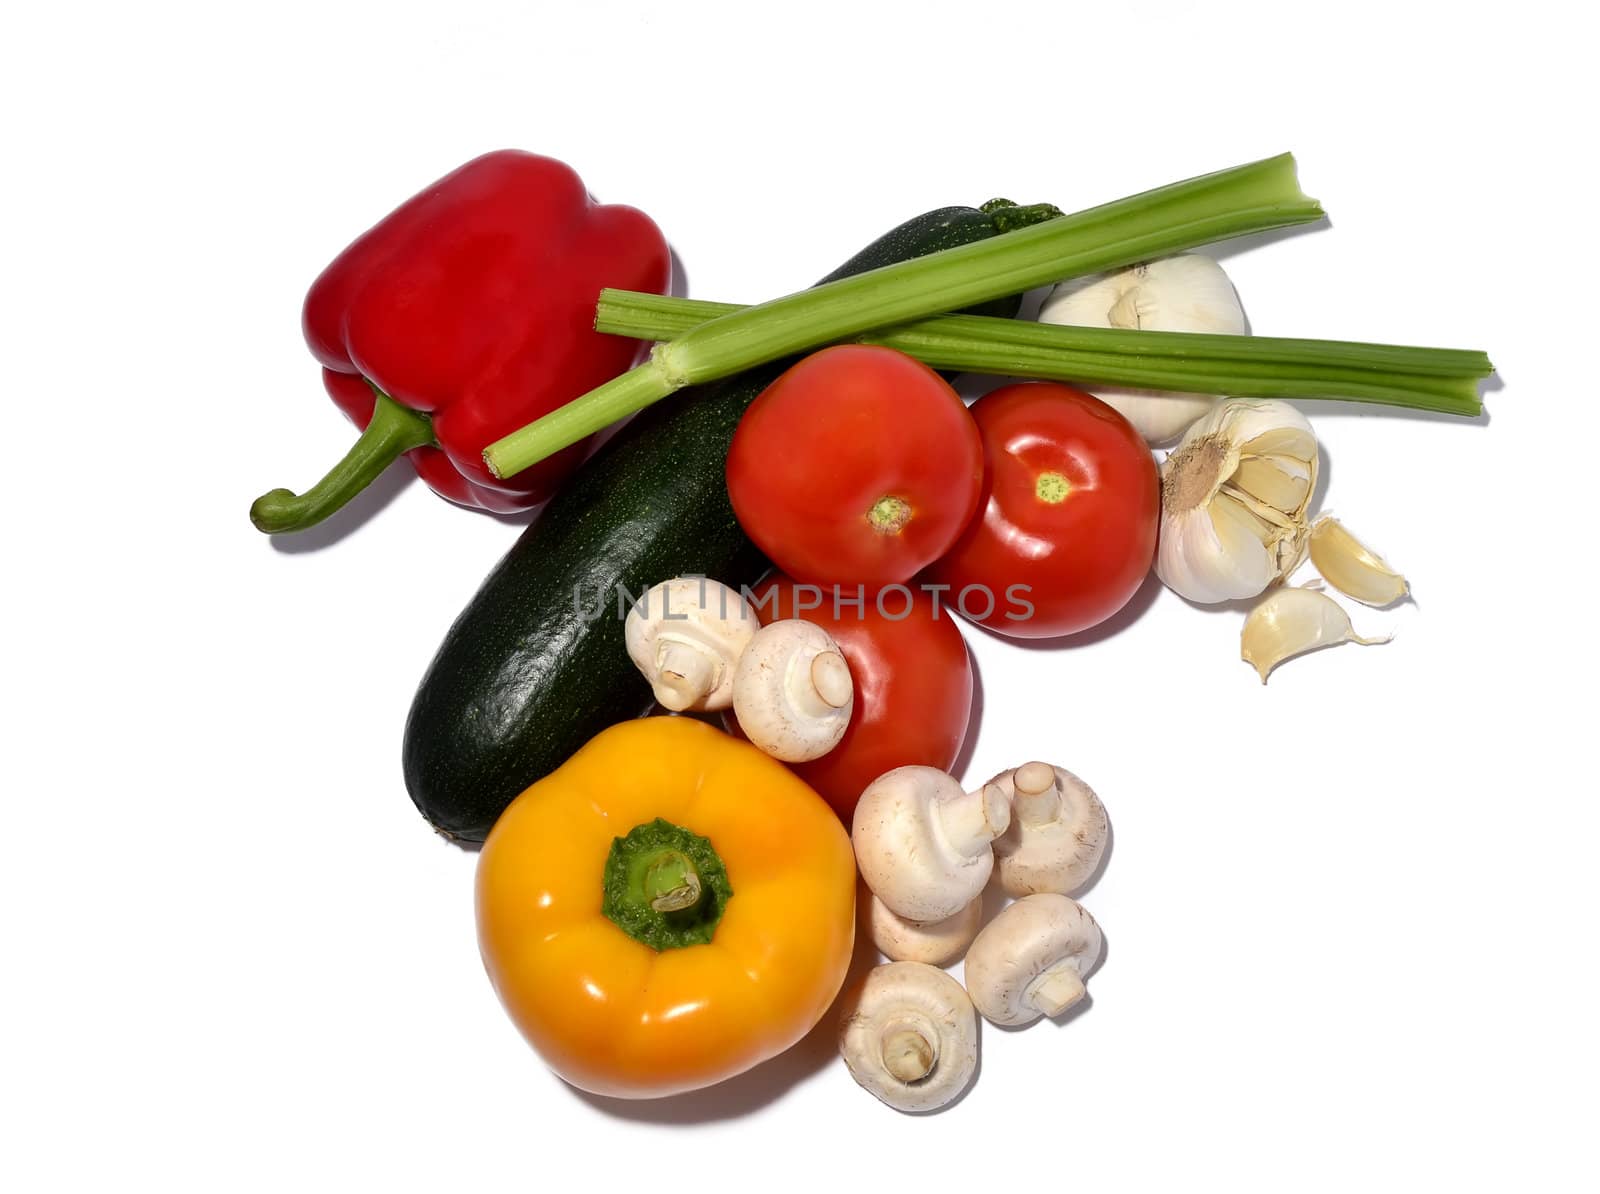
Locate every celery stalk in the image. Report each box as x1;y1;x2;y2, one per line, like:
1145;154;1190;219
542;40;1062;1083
593;291;1491;417
484;153;1325;479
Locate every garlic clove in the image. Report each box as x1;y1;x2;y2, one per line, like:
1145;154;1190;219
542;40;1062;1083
1157;492;1273;605
1218;484;1312;580
1232;454;1313;513
1211;490;1279;546
1238;423;1317;460
1037;255;1247;444
1224;399;1317;451
1241;586;1391;683
1309;516;1410;607
1205;495;1278;595
1156;504;1234;605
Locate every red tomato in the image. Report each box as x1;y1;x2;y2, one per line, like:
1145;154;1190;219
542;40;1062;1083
735;574;974;822
726;346;984;587
926;382;1159;639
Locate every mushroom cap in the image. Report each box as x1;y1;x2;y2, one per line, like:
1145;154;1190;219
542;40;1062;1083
852;767;1008;922
868;893;983;967
624;577;757;711
963;894;1103;1027
732;619;852;762
838;961;979;1113
991;762;1109;897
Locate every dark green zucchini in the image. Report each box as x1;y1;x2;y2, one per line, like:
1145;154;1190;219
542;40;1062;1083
403;199;1061;841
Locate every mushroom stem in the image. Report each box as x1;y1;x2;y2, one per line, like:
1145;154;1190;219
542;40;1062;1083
840;962;979;1112
880;1022;937;1083
734;621;853;762
654;641;717;711
786;649;849;719
810;651;852;710
937;783;1012;859
965;894;1102;1026
1011;761;1062;828
643;851;703;912
1027;965;1087;1017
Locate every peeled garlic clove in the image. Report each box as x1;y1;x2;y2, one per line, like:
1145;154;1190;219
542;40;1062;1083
1233;454;1313;513
1310;516;1409;607
1158;399;1320;604
1038;255;1247;444
1241;587;1390;683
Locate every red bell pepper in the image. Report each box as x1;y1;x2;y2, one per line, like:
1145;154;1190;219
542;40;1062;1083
250;150;670;533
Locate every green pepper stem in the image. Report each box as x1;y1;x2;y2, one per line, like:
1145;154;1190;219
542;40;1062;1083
483;153;1325;478
602;818;733;951
593;292;1494;418
250;390;435;534
643;851;703;912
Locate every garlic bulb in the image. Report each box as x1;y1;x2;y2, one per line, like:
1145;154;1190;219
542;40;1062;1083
1309;516;1409;606
1157;399;1319;604
1241;586;1390;682
1037;255;1247;443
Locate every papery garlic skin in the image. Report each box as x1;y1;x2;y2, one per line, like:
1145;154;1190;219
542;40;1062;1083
1241;586;1389;683
1310;516;1409;606
1038;255;1247;443
1157;399;1319;604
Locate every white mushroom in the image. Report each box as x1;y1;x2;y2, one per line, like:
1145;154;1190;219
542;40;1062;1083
731;620;853;761
963;894;1103;1027
624;577;757;711
990;761;1109;897
838;961;979;1113
852;766;1011;923
869;894;983;967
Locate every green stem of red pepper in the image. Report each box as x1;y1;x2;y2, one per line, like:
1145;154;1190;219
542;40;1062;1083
249;391;436;534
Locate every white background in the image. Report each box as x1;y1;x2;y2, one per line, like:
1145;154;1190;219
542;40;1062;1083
5;2;1595;1189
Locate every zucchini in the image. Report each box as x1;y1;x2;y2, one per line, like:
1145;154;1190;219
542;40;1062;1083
403;199;1060;840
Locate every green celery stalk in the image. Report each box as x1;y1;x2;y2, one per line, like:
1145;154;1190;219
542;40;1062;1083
593;291;1492;417
484;153;1325;479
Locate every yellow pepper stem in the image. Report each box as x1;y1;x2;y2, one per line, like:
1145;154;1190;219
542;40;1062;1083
644;852;703;913
602;818;733;950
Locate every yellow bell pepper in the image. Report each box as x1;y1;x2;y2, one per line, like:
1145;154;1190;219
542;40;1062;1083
476;715;857;1098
